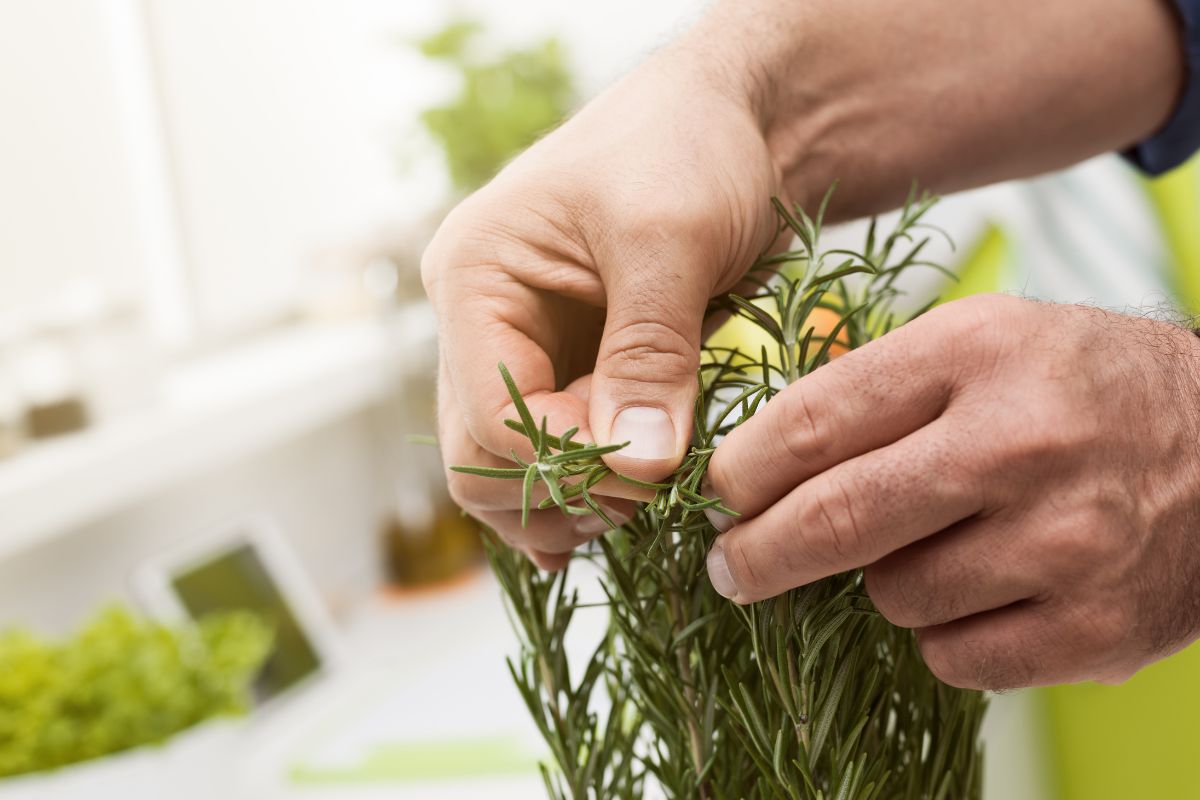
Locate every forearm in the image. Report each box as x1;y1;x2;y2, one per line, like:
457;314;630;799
673;0;1184;217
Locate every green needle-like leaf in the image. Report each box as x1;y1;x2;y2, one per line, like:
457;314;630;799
449;465;529;479
499;362;539;442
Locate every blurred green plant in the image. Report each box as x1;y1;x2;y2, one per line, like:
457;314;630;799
415;20;574;192
0;606;272;778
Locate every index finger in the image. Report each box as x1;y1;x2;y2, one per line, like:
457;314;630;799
713;417;985;603
707;305;968;521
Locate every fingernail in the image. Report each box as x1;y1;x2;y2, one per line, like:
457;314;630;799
706;539;737;599
574;508;630;535
610;407;675;461
704;507;735;533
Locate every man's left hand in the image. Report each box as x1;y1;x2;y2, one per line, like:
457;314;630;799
705;294;1200;690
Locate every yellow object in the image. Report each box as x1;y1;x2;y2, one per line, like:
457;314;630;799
1045;641;1200;799
940;224;1009;305
705;303;847;369
1143;159;1200;314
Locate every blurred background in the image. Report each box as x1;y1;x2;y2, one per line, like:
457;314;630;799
1;2;1198;798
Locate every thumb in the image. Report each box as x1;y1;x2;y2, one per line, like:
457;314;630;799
589;264;709;482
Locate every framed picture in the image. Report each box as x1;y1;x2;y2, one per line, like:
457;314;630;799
132;515;342;710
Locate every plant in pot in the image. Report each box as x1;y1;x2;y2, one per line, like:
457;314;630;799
0;605;272;799
458;189;988;799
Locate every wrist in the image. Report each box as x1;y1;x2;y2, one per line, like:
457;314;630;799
667;0;827;210
671;0;1185;221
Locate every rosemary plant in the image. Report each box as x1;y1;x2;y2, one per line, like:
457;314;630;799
454;188;987;799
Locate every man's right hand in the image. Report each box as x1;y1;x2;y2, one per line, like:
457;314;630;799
421;45;785;568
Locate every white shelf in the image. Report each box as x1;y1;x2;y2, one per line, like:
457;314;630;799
0;304;435;561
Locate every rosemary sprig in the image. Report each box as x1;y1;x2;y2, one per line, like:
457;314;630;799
450;362;629;527
464;187;987;799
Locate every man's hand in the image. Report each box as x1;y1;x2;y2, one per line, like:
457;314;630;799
422;50;785;568
705;295;1200;689
423;0;1182;573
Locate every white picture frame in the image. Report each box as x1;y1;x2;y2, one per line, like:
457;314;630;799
131;514;343;712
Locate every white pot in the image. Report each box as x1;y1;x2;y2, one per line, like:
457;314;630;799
0;717;245;800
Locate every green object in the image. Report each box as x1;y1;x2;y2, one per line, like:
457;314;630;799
415;20;574;193
1045;641;1200;800
464;189;987;799
1143;159;1200;314
290;735;541;784
0;606;272;778
169;542;321;702
940;223;1009;304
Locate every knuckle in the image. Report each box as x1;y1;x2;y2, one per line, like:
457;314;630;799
918;626;1040;691
444;469;479;511
799;478;868;569
867;556;964;630
924;293;1022;367
864;564;921;629
532;550;571;572
420;201;476;295
494;530;519;550
723;534;773;600
936;293;1019;334
984;422;1089;496
705;451;742;515
600;317;698;385
444;468;517;515
485;519;520;549
605;189;713;244
987;411;1086;481
419;229;451;297
439;435;489;512
419;189;517;298
419;227;449;296
709;394;803;512
1076;600;1134;655
1041;512;1107;576
909;426;980;506
915;633;967;687
704;453;732;503
777;389;831;466
528;533;579;556
918;632;1024;691
645;193;713;232
623;210;692;246
419;248;438;296
1020;417;1077;460
1095;662;1140;686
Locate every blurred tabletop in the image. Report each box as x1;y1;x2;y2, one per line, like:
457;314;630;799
237;567;603;800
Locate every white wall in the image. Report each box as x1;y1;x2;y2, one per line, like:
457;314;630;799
0;0;714;632
144;1;411;339
0;409;391;632
0;1;151;317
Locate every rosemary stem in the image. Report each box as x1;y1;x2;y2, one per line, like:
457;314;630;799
665;547;711;800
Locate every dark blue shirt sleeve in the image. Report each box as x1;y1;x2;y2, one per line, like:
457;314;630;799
1126;0;1200;175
